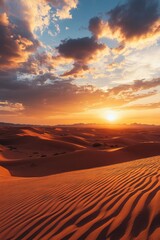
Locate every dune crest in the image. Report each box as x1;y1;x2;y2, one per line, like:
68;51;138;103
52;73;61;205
17;129;54;141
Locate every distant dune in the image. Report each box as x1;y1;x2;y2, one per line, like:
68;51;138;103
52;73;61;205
0;126;160;239
1;142;160;177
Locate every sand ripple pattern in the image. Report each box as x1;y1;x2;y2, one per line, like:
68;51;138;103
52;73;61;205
0;156;160;240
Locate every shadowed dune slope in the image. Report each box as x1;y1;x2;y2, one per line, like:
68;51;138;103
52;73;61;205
0;134;85;161
0;135;85;151
0;156;160;240
1;142;160;177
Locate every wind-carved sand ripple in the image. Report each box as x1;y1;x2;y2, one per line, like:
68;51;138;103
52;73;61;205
0;156;160;240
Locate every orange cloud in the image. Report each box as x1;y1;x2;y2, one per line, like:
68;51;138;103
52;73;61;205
89;17;111;40
53;0;78;19
121;102;160;110
0;101;24;113
107;78;160;96
0;12;39;70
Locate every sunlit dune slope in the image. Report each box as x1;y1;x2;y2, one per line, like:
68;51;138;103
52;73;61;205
0;166;10;177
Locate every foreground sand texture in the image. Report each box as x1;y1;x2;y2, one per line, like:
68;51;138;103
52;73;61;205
0;156;160;240
0;126;160;239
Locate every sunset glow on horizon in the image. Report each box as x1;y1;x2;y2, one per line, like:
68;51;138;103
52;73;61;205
105;111;118;123
0;0;160;125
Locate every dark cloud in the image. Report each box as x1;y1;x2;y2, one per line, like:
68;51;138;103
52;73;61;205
108;0;160;40
88;17;104;38
62;63;89;77
56;37;106;76
57;37;105;61
88;0;160;45
0;73;101;114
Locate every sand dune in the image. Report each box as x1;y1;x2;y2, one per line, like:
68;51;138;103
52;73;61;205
56;135;90;147
0;129;85;161
0;126;159;155
1;142;160;177
0;126;160;240
17;129;54;140
0;156;160;240
0;166;10;177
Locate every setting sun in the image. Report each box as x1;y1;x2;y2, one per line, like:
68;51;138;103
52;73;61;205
105;111;118;122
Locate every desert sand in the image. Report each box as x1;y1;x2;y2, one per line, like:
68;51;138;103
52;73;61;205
0;125;160;239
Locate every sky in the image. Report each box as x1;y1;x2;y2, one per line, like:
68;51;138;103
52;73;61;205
0;0;160;125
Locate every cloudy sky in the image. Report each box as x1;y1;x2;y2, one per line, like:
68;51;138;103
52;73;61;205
0;0;160;125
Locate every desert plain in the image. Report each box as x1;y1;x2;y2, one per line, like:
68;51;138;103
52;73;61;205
0;125;160;240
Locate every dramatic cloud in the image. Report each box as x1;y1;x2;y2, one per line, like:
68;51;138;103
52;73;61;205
108;0;160;41
0;0;78;70
56;37;106;76
89;0;160;47
0;2;40;70
5;0;51;33
57;37;105;61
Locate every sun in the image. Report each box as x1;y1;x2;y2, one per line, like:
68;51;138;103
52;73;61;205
105;110;118;122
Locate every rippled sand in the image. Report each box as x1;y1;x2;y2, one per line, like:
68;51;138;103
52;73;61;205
0;156;160;240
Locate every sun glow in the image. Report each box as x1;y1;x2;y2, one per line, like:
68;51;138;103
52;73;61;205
105;110;118;122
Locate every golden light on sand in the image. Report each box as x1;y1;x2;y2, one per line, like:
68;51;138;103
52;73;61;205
105;110;118;122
